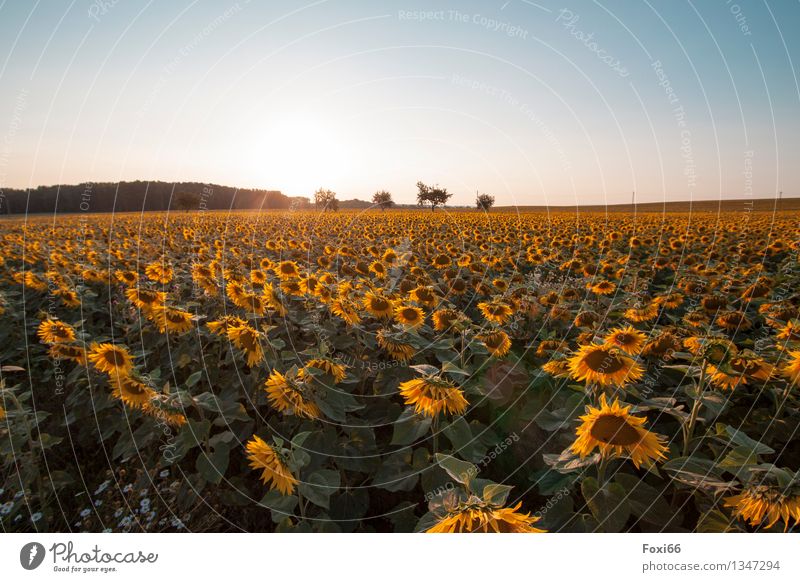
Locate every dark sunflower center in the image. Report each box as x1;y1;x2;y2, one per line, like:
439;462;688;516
372;299;389;311
584;349;625;374
589;414;641;446
402;308;420;321
614;334;632;345
167;312;187;323
484;334;503;349
105;350;126;366
125;382;147;396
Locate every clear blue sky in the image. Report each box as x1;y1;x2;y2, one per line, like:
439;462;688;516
1;0;798;205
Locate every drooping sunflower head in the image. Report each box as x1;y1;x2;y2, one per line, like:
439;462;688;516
125;287;166;312
571;394;667;468
567;344;643;387
109;373;155;409
245;435;298;496
624;303;659;323
725;470;800;531
264;369;320;419
427;497;545;534
478;330;512;358
152;306;195;334
48;343;88;366
304;357;347;384
207;315;247;336
227;324;264;367
37;319;77;344
541;357;571;378
376;328;416;362
398;376;468;418
707;352;773;390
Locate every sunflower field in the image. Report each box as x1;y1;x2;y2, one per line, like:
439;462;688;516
1;208;799;533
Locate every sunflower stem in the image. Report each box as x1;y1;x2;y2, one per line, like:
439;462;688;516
682;359;706;458
597;454;609;487
432;414;440;455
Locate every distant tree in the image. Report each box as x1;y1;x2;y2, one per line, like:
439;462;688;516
314;188;338;212
173;191;199;212
476;193;495;211
416;181;452;212
372;190;394;211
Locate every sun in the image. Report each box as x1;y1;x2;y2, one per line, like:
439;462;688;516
250;113;352;195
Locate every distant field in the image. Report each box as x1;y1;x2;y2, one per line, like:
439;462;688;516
495;197;799;213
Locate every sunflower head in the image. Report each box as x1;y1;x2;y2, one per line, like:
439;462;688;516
567;344;643;387
603;325;646;355
88;343;134;376
571;394;667;468
398;375;468;418
245;435;298;496
37;319;77;344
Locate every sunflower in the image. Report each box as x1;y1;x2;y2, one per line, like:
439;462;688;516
567;344;643;387
683;310;709;328
144;262;173;284
227;324;264;367
427;500;545;533
624;303;659;323
776;320;800;343
574;310;599;328
571;395;667;468
641;332;680;359
245;435;297;496
143;397;187;427
377;329;416;362
125;287;166;312
394;304;425;328
363;291;394;319
207;315;247;336
368;260;387;279
114;270;138;286
432;309;464;332
151;306;194;334
274;260;300;280
588;280;616;295
603;325;646;355
707;353;773;390
88;343;134;376
37;319;76;344
48;343;88;366
725;486;800;530
264;370;320;419
409;286;438;308
331;299;362;326
109;373;155;408
541;358;571;378
782;350;800;384
716;310;752;332
477;301;514;325
305;357;347;383
398;376;468;417
56;289;81;308
478;330;512;358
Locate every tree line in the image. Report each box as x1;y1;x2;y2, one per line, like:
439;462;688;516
0;180;495;215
